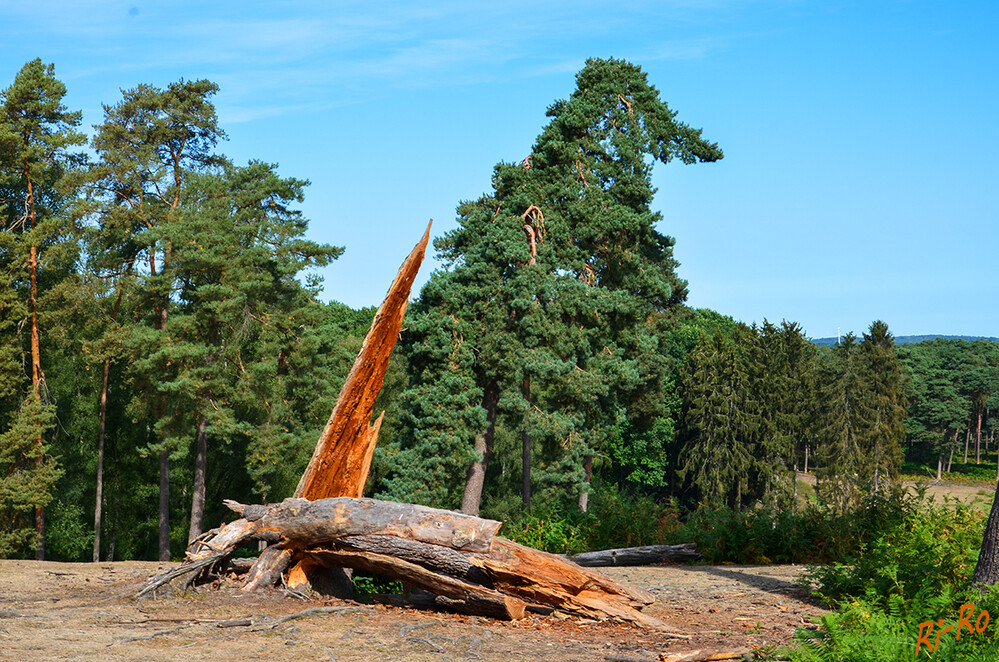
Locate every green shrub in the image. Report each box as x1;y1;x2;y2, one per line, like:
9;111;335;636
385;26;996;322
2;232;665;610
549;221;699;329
805;493;986;609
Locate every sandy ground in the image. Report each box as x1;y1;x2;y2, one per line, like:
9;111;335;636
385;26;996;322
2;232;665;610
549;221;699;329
796;472;995;506
0;560;826;661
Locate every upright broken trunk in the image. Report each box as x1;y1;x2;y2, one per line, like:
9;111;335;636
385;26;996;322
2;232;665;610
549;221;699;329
295;221;431;500
241;222;432;591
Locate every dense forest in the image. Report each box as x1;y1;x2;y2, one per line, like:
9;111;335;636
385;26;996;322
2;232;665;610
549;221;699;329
2;56;998;574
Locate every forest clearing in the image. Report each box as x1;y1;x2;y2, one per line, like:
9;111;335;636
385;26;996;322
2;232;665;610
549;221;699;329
3;24;999;662
1;559;823;661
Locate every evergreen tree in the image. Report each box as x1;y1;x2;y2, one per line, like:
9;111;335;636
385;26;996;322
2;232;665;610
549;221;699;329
677;328;756;508
857;320;906;493
382;58;721;515
137;160;341;541
816;321;906;511
0;60;84;558
88;78;224;559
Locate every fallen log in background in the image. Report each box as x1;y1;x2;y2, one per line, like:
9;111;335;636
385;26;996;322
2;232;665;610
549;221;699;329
569;543;701;567
138;496;661;626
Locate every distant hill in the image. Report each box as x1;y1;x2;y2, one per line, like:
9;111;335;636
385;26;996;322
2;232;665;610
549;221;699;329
811;334;999;347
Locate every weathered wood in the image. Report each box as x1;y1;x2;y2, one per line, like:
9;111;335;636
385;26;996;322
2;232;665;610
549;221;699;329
335;534;492;586
306;547;527;621
241;545;293;592
137;518;256;598
227;497;502;553
138;497;502;597
569;543;701;567
294;222;431;500
467;537;662;626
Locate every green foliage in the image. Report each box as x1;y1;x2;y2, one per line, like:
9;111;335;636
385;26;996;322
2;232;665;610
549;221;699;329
352;573;405;600
385;57;721;514
677;320;816;510
606;418;673;491
816;322;907;512
805;493;985;610
0;397;61;557
502;486;680;554
781;490;997;661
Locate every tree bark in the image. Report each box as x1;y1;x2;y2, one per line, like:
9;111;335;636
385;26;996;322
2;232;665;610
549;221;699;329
937;453;943;481
93;358;111;562
947;443;955;473
804;443;809;473
158;449;171;561
26;174;45;561
461;380;500;516
976;403;984;464
521;376;531;511
965;427;971;463
94;287;125;562
974;481;999;589
578;454;593;513
569;543;701;567
188;412;209;543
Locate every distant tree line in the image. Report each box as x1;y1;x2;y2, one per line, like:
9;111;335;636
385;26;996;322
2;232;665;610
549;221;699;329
2;57;995;562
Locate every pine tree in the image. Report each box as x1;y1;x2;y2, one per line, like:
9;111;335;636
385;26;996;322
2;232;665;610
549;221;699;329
137;161;341;541
383;58;722;515
88;78;224;560
0;59;84;558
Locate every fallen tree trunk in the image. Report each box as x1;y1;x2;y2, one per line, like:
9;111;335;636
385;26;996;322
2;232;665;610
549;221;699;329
138;496;660;625
569;543;701;567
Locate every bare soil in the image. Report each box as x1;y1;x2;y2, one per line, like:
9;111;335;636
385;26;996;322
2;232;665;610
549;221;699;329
796;471;995;506
0;560;826;661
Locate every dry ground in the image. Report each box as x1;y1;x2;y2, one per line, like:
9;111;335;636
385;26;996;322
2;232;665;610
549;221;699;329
0;560;826;661
796;472;995;506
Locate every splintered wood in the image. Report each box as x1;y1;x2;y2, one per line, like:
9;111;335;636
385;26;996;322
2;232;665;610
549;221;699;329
294;221;431;500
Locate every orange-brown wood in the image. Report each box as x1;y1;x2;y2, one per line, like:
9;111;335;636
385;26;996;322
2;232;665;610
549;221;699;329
295;221;431;500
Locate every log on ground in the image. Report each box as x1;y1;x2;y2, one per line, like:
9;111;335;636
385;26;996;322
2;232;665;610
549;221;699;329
569;543;701;567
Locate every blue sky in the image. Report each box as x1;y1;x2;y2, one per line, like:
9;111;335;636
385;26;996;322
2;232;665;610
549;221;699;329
3;1;996;339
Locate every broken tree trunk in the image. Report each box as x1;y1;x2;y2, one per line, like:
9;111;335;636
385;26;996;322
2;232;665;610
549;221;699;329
568;543;701;567
138;497;660;626
295;220;431;500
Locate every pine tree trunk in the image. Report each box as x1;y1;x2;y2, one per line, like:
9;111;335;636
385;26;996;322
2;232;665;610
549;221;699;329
947;444;955;474
461;381;500;516
974;481;999;588
937;453;943;481
93;358;111;562
521;377;531;511
188;413;209;543
27;174;46;562
976;404;984;464
965;428;970;463
94;289;124;562
158;449;171;561
804;443;809;473
578;454;593;513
